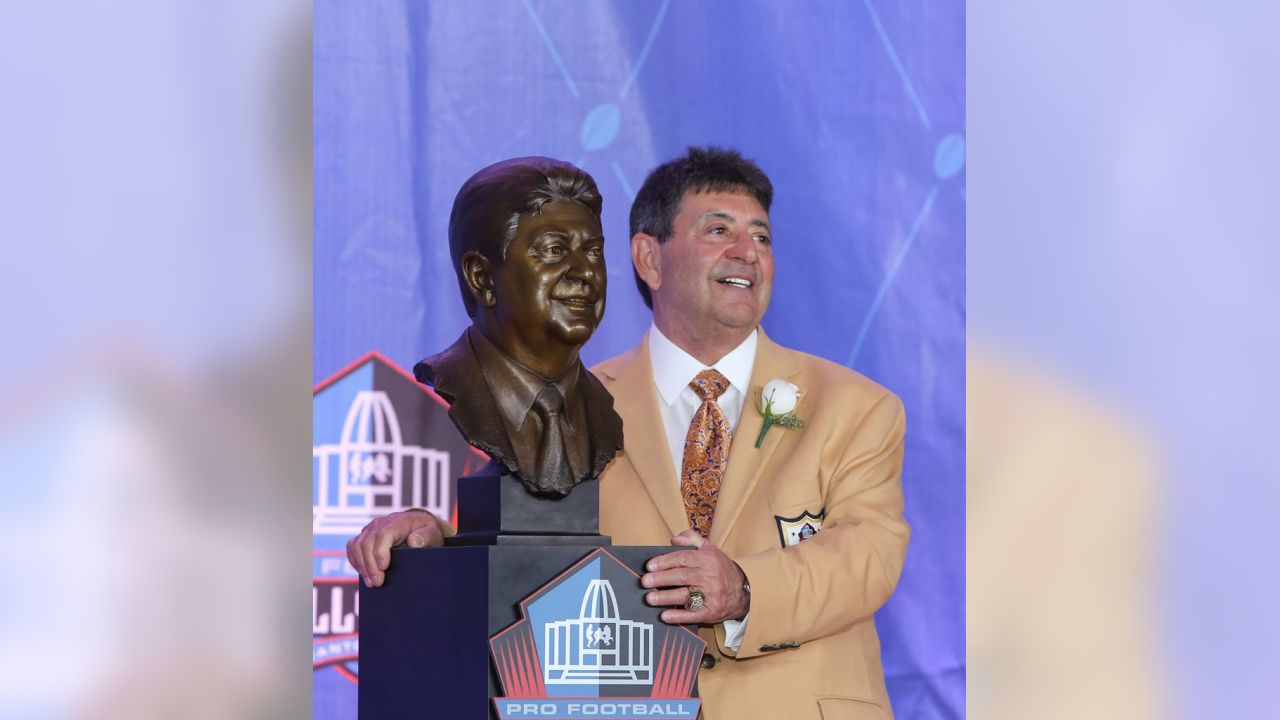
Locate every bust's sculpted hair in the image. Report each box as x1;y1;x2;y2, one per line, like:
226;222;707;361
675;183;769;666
448;157;603;317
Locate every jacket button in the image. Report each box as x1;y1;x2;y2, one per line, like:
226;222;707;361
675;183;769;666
700;653;716;669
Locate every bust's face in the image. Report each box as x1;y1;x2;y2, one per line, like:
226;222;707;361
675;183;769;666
489;199;606;359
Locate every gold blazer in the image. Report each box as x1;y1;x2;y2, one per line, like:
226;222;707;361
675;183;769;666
592;328;910;720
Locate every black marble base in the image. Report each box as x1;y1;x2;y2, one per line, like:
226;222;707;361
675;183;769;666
455;465;602;536
445;532;612;547
359;544;683;720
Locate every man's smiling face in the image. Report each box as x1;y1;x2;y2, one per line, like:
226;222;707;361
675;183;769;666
651;190;774;345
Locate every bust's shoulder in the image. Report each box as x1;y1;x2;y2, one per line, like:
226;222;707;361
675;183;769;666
576;359;616;403
413;330;482;403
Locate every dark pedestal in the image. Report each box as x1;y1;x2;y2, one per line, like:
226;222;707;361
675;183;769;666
450;466;606;544
359;545;701;720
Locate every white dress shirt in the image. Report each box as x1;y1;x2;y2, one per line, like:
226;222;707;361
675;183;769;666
647;323;757;650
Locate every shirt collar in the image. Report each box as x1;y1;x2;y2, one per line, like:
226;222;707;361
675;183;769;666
648;323;758;406
470;328;578;429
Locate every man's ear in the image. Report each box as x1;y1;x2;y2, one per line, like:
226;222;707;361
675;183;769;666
631;233;662;295
460;251;496;308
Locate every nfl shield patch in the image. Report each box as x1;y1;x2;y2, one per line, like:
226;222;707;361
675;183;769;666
775;510;824;547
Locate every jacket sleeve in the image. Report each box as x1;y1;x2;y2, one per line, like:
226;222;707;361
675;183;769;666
724;391;909;659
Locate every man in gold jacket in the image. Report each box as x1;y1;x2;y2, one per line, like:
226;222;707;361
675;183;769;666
350;147;909;720
594;147;908;719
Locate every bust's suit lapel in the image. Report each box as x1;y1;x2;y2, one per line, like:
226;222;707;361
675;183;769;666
710;329;802;546
596;334;688;538
417;329;517;467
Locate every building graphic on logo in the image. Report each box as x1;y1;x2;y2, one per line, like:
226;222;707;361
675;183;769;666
312;351;488;702
544;579;653;684
489;548;704;720
313;389;451;535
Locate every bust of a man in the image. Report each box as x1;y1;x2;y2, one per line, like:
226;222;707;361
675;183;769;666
414;157;623;497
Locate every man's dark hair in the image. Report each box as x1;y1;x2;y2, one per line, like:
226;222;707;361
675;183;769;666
629;146;773;309
449;156;603;317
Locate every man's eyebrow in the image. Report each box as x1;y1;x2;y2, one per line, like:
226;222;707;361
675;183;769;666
703;211;770;231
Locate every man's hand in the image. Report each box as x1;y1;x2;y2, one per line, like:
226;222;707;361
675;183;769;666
346;510;444;588
641;529;750;624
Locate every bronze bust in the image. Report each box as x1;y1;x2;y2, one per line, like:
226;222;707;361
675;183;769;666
414;157;623;497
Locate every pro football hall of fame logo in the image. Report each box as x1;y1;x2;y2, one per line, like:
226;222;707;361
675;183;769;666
312;351;485;715
489;548;706;720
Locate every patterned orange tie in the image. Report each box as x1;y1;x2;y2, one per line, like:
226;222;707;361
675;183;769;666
682;369;732;537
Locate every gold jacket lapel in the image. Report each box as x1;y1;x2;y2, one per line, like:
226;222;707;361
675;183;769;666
710;329;802;546
596;334;689;538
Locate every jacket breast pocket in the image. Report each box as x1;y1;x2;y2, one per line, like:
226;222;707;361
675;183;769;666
768;481;825;548
817;695;887;720
768;480;822;513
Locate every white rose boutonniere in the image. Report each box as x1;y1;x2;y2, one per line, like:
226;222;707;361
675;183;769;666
756;379;806;448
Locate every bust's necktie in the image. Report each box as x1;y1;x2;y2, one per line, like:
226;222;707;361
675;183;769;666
533;384;572;495
682;369;732;537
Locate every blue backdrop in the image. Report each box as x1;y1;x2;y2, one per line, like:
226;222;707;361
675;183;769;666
315;1;964;717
